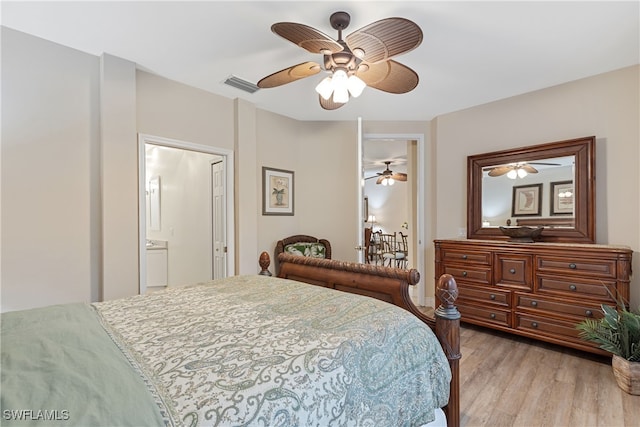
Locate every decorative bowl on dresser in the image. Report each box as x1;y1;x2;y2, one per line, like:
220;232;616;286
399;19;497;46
434;239;633;355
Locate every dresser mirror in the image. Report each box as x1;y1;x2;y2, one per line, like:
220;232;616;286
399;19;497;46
467;136;595;243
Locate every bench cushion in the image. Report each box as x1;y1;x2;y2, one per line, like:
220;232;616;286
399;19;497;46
284;242;327;258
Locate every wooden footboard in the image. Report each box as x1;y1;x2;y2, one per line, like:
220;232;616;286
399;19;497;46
258;252;461;427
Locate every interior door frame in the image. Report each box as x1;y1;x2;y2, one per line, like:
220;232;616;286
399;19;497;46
137;134;235;294
359;130;426;306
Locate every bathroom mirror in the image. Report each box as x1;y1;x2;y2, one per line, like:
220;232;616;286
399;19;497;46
467;136;595;243
148;176;161;231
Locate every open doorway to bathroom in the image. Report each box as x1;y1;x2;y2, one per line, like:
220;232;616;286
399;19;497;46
138;134;235;294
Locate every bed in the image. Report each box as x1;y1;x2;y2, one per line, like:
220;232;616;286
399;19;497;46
1;252;460;427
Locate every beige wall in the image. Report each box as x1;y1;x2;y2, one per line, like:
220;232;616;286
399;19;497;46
255;112;358;264
432;65;640;307
234;98;259;274
100;53;138;301
2;27;637;312
1;27;100;311
296;121;359;261
136;71;235;149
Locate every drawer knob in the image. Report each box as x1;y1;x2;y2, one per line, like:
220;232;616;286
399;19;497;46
490;294;496;300
462;255;468;260
462;271;468;277
509;268;516;274
532;322;539;328
585;310;593;317
531;301;538;307
569;263;577;269
490;313;496;319
569;284;577;291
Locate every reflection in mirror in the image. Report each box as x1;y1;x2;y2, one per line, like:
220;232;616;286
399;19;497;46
467;136;595;243
481;156;574;227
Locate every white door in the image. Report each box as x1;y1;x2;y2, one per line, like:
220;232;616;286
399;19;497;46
211;160;226;279
356;117;366;263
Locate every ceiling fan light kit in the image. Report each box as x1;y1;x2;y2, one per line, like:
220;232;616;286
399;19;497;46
315;70;366;102
365;161;408;185
506;168;528;179
485;161;561;179
257;11;423;110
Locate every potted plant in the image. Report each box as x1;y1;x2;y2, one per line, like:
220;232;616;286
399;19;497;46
577;297;640;395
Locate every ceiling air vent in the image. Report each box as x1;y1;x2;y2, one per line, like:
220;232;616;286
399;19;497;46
223;75;260;94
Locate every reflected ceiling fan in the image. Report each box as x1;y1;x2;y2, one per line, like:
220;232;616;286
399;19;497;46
366;161;407;185
257;11;422;110
484;162;561;179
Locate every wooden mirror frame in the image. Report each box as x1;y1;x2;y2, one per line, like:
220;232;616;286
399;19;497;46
467;136;595;243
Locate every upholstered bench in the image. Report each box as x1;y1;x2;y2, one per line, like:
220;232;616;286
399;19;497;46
274;235;332;273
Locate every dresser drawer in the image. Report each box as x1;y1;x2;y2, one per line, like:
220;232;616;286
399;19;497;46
458;303;511;328
536;256;616;279
536;274;617;302
443;265;492;285
515;292;603;320
440;249;491;265
458;286;511;308
495;254;533;290
515;314;596;346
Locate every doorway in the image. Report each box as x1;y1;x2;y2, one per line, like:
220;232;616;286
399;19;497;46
360;132;426;306
138;134;235;294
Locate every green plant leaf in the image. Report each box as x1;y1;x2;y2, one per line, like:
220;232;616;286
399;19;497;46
577;292;640;360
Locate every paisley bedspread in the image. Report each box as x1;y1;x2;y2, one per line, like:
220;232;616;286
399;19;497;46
2;275;451;427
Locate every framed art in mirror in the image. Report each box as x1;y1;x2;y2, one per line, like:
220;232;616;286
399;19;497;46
550;180;574;215
512;183;542;217
467;136;595;243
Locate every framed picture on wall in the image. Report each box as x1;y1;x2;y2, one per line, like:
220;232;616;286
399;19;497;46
262;167;294;216
550;180;574;215
511;183;542;217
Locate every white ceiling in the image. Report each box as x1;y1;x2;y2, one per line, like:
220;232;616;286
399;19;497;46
2;1;638;123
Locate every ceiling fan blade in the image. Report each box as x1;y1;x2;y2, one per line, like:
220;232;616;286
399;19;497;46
376;175;386;185
257;62;321;88
391;173;407;182
318;94;346;110
356;60;419;94
487;166;511;177
345;17;422;64
522;165;539;174
272;22;344;54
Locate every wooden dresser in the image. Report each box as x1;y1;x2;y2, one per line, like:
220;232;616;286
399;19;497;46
434;239;633;355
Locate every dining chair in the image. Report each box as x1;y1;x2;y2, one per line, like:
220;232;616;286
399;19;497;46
397;232;409;268
380;232;406;268
371;230;384;265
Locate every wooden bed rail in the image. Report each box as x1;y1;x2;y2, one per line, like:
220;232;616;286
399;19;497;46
259;252;461;427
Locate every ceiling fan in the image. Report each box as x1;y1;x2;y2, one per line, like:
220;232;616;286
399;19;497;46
484;162;561;179
366;161;407;185
257;11;422;110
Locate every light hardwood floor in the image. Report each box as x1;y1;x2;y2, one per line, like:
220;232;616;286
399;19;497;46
456;324;640;427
